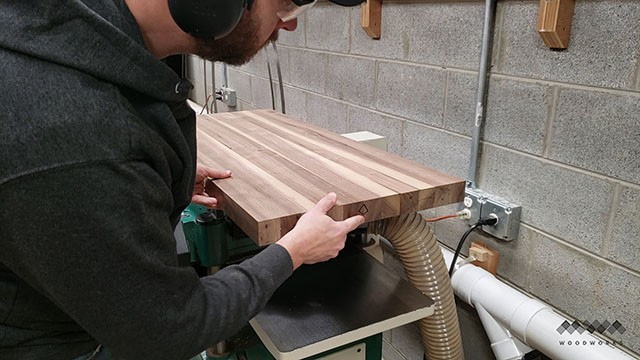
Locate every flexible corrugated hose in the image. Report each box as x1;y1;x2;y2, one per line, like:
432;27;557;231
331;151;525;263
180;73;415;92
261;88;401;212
370;212;464;360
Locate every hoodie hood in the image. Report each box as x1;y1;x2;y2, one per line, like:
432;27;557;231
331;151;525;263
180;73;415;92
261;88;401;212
0;0;189;103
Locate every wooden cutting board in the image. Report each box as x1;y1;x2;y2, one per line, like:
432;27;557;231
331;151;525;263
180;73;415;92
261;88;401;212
198;109;464;245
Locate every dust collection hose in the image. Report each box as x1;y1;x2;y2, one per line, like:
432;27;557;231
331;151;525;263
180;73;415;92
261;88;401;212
370;212;464;360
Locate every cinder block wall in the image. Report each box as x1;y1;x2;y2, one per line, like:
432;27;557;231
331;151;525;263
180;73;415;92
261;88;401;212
188;0;640;358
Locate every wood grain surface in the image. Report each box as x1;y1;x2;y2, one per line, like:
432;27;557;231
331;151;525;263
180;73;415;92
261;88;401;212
198;109;464;245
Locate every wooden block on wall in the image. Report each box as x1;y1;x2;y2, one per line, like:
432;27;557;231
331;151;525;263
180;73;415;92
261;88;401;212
537;0;576;49
361;0;381;39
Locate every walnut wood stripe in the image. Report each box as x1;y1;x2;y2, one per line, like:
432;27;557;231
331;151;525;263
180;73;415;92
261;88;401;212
197;109;464;245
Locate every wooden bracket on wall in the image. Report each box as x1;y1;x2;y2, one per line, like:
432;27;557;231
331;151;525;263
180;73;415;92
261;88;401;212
537;0;576;49
361;0;382;39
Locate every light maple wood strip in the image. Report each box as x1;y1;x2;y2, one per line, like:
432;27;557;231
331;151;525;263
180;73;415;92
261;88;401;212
244;110;458;188
197;110;465;245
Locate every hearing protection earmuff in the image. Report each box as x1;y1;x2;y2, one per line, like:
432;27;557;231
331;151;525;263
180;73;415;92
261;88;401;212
168;0;253;40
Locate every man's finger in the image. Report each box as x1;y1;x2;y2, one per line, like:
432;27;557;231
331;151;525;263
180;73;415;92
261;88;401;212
341;215;365;232
191;195;218;209
312;192;337;214
205;168;232;179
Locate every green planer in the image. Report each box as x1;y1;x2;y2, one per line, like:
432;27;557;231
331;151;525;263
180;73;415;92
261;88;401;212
181;204;433;360
181;203;262;269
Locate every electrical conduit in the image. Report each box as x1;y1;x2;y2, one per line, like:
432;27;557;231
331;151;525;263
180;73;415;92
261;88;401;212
370;213;464;360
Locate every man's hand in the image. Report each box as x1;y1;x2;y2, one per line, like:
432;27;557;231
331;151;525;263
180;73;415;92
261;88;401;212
192;164;232;208
276;193;365;270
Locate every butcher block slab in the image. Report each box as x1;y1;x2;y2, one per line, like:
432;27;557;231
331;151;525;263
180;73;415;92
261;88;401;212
197;109;464;245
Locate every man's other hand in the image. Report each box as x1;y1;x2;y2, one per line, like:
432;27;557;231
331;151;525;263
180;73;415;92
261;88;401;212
192;164;232;208
276;193;365;270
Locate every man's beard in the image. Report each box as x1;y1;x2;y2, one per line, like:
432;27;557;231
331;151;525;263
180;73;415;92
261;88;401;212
195;14;279;65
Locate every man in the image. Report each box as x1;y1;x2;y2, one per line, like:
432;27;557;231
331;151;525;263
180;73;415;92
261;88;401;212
0;0;364;359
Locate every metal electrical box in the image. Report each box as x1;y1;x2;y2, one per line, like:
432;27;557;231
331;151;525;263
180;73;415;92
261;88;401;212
460;188;521;241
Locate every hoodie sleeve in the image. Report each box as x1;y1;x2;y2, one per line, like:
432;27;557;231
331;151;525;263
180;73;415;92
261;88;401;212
0;159;294;359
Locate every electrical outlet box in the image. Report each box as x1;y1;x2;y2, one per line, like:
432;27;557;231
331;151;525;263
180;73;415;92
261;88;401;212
459;188;486;224
480;196;521;241
460;188;521;241
219;87;237;107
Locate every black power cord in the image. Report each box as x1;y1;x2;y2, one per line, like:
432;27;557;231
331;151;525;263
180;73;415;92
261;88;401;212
448;216;498;277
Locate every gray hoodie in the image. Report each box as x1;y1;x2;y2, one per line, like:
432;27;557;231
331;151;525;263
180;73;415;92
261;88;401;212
0;1;292;359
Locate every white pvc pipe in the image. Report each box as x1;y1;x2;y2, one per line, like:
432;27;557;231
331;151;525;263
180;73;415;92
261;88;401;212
442;246;636;360
475;304;531;360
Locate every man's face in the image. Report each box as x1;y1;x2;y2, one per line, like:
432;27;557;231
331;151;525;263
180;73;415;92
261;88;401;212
194;0;297;65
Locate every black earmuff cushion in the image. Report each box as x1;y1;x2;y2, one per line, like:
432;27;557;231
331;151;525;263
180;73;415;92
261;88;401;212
168;0;247;39
327;0;366;6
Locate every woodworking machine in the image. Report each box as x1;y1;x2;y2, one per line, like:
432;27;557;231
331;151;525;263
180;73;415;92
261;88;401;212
181;204;433;360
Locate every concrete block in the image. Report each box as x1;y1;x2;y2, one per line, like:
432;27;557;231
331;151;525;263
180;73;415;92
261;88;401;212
276;14;306;47
349;5;411;60
187;56;206;104
528;232;608;317
497;1;640;89
251;78;290;113
376;62;446;126
479;145;614;253
409;2;485;69
250;76;273;110
348;107;403;155
288;48;326;94
402;122;470;180
443;71;476;136
305;93;347;134
530;234;640;353
326;55;376;107
214;63;228;88
488;225;533;288
266;45;290;85
445;73;551;156
282;85;307;121
484;78;551;156
227;69;251;105
606;186;640;272
636;62;640;91
306;3;350;53
528;233;640;355
237;48;268;79
598;267;640;355
235;100;257;111
549;88;640;184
